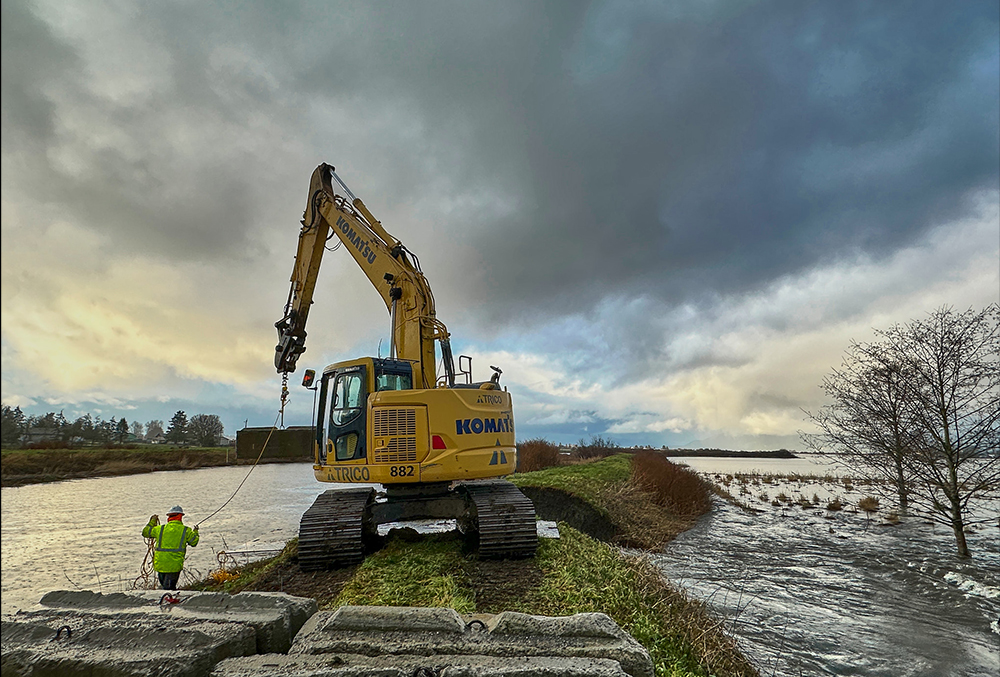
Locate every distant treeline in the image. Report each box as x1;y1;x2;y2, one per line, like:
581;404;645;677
1;406;227;448
662;448;798;459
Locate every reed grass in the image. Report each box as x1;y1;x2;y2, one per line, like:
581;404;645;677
516;438;561;473
857;496;880;513
631;451;714;517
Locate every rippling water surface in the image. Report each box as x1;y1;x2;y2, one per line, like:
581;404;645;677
1;463;322;613
657;457;1000;676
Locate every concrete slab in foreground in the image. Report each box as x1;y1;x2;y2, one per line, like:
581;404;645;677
1;590;317;676
213;653;632;676
2;594;652;677
215;605;652;677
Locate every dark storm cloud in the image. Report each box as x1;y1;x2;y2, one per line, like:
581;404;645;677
3;0;997;313
1;0;296;261
287;1;999;320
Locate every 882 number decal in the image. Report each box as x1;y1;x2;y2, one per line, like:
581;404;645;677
388;465;416;478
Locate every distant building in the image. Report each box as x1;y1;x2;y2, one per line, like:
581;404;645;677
21;427;60;444
236;426;313;460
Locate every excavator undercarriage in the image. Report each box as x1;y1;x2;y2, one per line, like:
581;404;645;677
297;481;537;571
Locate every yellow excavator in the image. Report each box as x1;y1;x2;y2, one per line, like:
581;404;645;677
274;163;537;570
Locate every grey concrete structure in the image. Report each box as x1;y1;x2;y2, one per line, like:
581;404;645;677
283;606;653;677
213;653;632;676
1;615;256;677
1;590;317;676
2;595;652;677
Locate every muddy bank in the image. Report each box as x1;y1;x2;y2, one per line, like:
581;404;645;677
517;486;619;543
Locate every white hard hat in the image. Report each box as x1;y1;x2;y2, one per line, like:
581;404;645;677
167;506;184;515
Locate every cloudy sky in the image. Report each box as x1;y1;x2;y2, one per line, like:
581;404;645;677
2;0;998;449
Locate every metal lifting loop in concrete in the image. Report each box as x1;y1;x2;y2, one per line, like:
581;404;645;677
52;625;72;641
466;619;488;633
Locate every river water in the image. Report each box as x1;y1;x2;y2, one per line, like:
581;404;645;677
657;456;1000;676
3;459;998;675
1;463;323;614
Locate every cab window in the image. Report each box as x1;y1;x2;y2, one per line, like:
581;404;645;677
376;372;412;391
331;372;364;426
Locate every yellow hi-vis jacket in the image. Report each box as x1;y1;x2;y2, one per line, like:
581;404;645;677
142;518;199;573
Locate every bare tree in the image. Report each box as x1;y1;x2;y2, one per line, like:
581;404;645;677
806;305;999;558
131;421;144;439
884;305;999;558
803;342;918;513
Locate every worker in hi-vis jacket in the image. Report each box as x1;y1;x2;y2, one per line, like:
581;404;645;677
142;506;199;590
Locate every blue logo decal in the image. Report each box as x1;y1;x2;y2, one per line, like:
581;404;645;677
455;416;512;435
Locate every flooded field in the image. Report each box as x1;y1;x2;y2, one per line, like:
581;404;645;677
3;455;997;676
660;456;1000;676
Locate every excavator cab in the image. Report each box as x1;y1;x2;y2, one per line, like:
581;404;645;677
316;358;414;465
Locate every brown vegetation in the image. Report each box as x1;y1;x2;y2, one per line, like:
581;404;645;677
599;479;699;549
857;496;880;513
630;450;713;516
575;435;620;460
516;438;561;473
1;447;236;487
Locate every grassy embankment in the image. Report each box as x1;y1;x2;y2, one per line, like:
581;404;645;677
192;453;757;677
0;446;240;487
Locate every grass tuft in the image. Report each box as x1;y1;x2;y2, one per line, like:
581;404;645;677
857;496;879;513
332;534;475;613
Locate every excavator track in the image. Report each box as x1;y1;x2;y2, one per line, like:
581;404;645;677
463;481;538;559
297;487;374;571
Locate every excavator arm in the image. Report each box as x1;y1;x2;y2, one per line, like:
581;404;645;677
274;164;455;389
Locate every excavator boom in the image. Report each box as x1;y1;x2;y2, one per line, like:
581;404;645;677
274;164;454;388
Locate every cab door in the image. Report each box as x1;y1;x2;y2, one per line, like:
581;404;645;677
328;366;368;462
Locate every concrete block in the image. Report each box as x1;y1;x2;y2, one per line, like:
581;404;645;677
1;616;256;677
489;611;623;638
291;606;653;677
317;605;466;634
213;652;631;676
32;589;317;654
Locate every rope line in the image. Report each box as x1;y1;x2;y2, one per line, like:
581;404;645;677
196;411;281;528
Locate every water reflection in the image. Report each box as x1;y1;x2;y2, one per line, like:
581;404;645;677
1;463;325;613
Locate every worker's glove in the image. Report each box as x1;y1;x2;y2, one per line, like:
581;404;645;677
150;514;159;525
